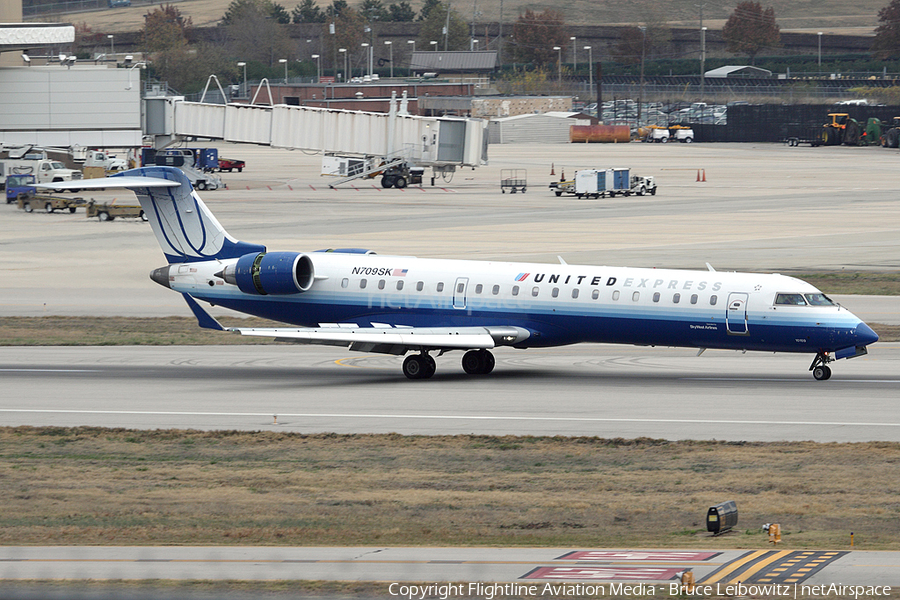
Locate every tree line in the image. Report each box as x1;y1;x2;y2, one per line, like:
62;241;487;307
69;0;900;95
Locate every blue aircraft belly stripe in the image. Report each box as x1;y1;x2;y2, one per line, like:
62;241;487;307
190;290;864;353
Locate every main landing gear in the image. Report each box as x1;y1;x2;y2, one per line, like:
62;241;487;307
401;349;496;380
809;352;833;381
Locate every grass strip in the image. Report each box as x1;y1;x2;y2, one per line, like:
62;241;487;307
2;427;899;550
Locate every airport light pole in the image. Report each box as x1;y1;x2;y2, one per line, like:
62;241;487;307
279;58;288;83
553;46;561;83
700;26;707;101
584;46;592;105
638;26;646;126
384;41;393;78
312;54;320;83
237;61;247;96
361;43;371;77
430;40;438;51
339;48;346;81
818;31;823;70
107;34;114;62
570;36;576;73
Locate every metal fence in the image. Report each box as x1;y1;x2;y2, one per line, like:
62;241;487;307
695;104;900;143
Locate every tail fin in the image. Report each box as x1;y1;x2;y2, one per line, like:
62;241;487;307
115;166;266;264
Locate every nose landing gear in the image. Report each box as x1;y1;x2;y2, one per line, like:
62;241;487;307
810;352;833;381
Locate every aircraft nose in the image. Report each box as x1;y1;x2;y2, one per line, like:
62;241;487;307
854;322;879;346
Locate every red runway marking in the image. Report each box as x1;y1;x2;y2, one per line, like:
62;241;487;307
559;551;719;562
523;567;683;581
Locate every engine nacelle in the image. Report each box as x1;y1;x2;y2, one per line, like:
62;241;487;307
222;252;314;295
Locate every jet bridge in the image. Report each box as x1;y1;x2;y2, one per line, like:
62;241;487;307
145;90;488;185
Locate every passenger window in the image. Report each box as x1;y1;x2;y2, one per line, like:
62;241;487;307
436;282;444;292
457;282;464;294
416;281;424;292
341;278;349;288
475;284;483;294
551;287;559;298
691;294;698;304
512;286;519;296
673;293;680;304
775;293;807;306
612;290;620;301
359;279;367;289
378;279;385;290
653;292;660;303
532;287;539;297
710;295;718;306
396;280;404;291
632;291;640;302
572;289;579;299
592;290;599;300
492;285;500;295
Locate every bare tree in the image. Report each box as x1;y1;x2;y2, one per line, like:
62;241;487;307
721;1;780;64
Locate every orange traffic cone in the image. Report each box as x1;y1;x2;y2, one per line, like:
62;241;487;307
550;163;555;176
561;168;565;180
696;169;701;182
701;169;706;182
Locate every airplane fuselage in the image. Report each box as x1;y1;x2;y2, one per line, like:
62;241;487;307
159;252;875;356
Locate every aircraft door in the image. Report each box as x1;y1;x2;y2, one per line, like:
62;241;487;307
726;292;749;335
453;277;468;310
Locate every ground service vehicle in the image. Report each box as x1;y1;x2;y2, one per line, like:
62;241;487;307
5;174;35;203
671;126;694;143
218;158;245;172
821;113;863;146
630;175;657;196
86;200;147;221
643;126;669;143
18;192;86;213
142;148;222;190
0;154;82;188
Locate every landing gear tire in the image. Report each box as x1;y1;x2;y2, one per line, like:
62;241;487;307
810;352;833;381
462;349;495;375
403;354;435;380
812;365;832;381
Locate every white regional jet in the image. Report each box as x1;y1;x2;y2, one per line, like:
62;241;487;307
44;167;878;380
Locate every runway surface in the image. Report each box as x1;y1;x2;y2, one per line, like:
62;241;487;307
2;143;900;591
1;546;898;589
1;340;898;442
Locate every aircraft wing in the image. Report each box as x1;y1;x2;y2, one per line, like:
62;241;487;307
180;285;530;355
230;324;530;355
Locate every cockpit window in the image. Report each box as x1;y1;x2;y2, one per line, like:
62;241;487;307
804;293;835;306
775;293;807;306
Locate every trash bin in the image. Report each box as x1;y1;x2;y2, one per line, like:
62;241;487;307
707;500;738;534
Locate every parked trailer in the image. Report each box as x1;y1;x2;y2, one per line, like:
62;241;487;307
574;168;630;198
17;193;86;214
85;200;148;221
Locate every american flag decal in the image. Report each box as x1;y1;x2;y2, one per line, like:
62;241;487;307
514;273;530;282
392;268;408;277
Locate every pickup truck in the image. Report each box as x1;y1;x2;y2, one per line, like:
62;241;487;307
218;158;245;172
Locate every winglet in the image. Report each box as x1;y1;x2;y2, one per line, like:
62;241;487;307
182;293;225;331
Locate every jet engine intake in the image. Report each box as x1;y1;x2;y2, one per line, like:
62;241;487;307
222;252;315;295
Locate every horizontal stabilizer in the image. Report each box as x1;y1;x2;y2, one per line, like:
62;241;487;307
37;178;180;190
